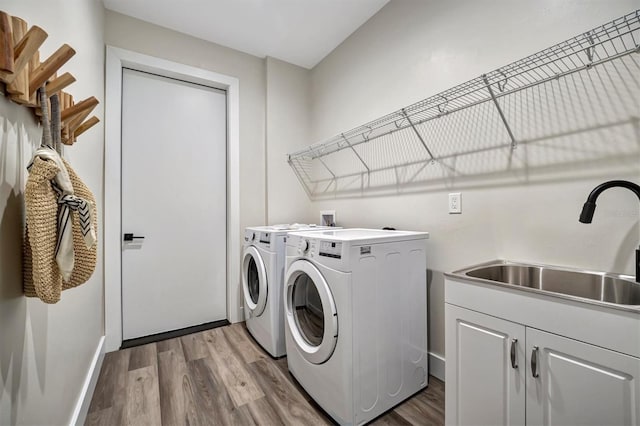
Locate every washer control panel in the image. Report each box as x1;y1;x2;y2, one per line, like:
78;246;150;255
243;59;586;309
292;235;343;260
319;240;342;259
259;232;271;244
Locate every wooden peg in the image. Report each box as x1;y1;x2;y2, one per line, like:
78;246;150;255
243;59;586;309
0;11;14;75
67;101;96;133
45;72;75;95
1;25;47;84
27;50;39;106
65;92;73;110
60;91;69;109
29;43;75;96
61;96;98;122
73;116;99;138
6;16;27;100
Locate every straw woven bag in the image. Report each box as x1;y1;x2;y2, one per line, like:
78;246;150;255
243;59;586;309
23;88;98;302
23;157;63;303
23;158;99;301
61;158;97;289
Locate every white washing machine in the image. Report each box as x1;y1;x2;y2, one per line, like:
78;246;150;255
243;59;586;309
242;224;337;357
283;228;429;425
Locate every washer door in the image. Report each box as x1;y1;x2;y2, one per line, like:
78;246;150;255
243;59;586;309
242;246;268;316
284;260;338;364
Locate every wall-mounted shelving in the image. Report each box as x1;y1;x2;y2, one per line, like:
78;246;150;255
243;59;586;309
288;10;640;199
0;10;99;145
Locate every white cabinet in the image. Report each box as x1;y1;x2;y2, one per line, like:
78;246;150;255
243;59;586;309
445;305;525;426
445;303;640;426
526;328;640;426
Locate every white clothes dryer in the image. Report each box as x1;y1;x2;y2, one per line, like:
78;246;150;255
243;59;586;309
283;228;429;425
242;224;337;357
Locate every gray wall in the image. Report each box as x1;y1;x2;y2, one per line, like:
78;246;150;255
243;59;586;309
265;57;315;224
307;0;640;357
0;0;105;424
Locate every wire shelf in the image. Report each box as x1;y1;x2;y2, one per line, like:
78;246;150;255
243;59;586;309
288;10;640;199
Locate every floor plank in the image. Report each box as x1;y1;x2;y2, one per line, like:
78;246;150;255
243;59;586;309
188;357;257;425
128;342;157;371
405;377;445;424
156;336;183;354
246;396;285;426
87;323;445;426
370;410;413;426
87;348;130;414
223;323;268;364
124;365;162;425
157;346;191;425
247;359;330;425
84;407;122;426
202;328;265;407
180;332;211;361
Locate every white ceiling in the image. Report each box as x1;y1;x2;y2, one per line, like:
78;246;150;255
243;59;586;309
102;0;389;69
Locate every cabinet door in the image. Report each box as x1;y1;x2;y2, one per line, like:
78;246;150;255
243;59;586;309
526;328;640;426
445;304;526;426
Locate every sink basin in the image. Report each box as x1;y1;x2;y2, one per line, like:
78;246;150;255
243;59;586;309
450;261;640;307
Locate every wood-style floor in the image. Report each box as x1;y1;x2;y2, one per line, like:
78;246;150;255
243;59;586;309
86;323;444;425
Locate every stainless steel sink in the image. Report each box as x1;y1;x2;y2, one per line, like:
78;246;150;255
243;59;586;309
449;261;640;308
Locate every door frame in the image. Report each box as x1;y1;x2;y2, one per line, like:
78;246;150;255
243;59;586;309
104;46;240;352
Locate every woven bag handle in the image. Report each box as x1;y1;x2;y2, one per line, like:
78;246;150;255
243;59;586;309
38;86;53;149
50;93;62;154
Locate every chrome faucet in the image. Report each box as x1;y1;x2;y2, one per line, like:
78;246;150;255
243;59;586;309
579;180;640;282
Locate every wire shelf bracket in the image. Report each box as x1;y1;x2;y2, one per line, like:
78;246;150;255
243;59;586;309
482;74;518;150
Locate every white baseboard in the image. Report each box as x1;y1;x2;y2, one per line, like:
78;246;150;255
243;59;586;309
429;352;445;382
70;336;105;426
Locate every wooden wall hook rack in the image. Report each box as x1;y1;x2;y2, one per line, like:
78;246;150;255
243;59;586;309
0;10;99;144
0;12;14;74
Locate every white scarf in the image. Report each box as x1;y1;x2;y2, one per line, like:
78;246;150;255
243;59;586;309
28;147;97;281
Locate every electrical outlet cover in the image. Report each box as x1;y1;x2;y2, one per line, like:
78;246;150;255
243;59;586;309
449;193;461;214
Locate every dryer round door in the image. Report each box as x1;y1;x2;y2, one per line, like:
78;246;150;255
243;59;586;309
284;260;338;364
242;246;268;316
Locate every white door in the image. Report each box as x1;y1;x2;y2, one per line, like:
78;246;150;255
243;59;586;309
121;68;227;340
445;304;526;426
284;260;338;364
526;328;640;426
